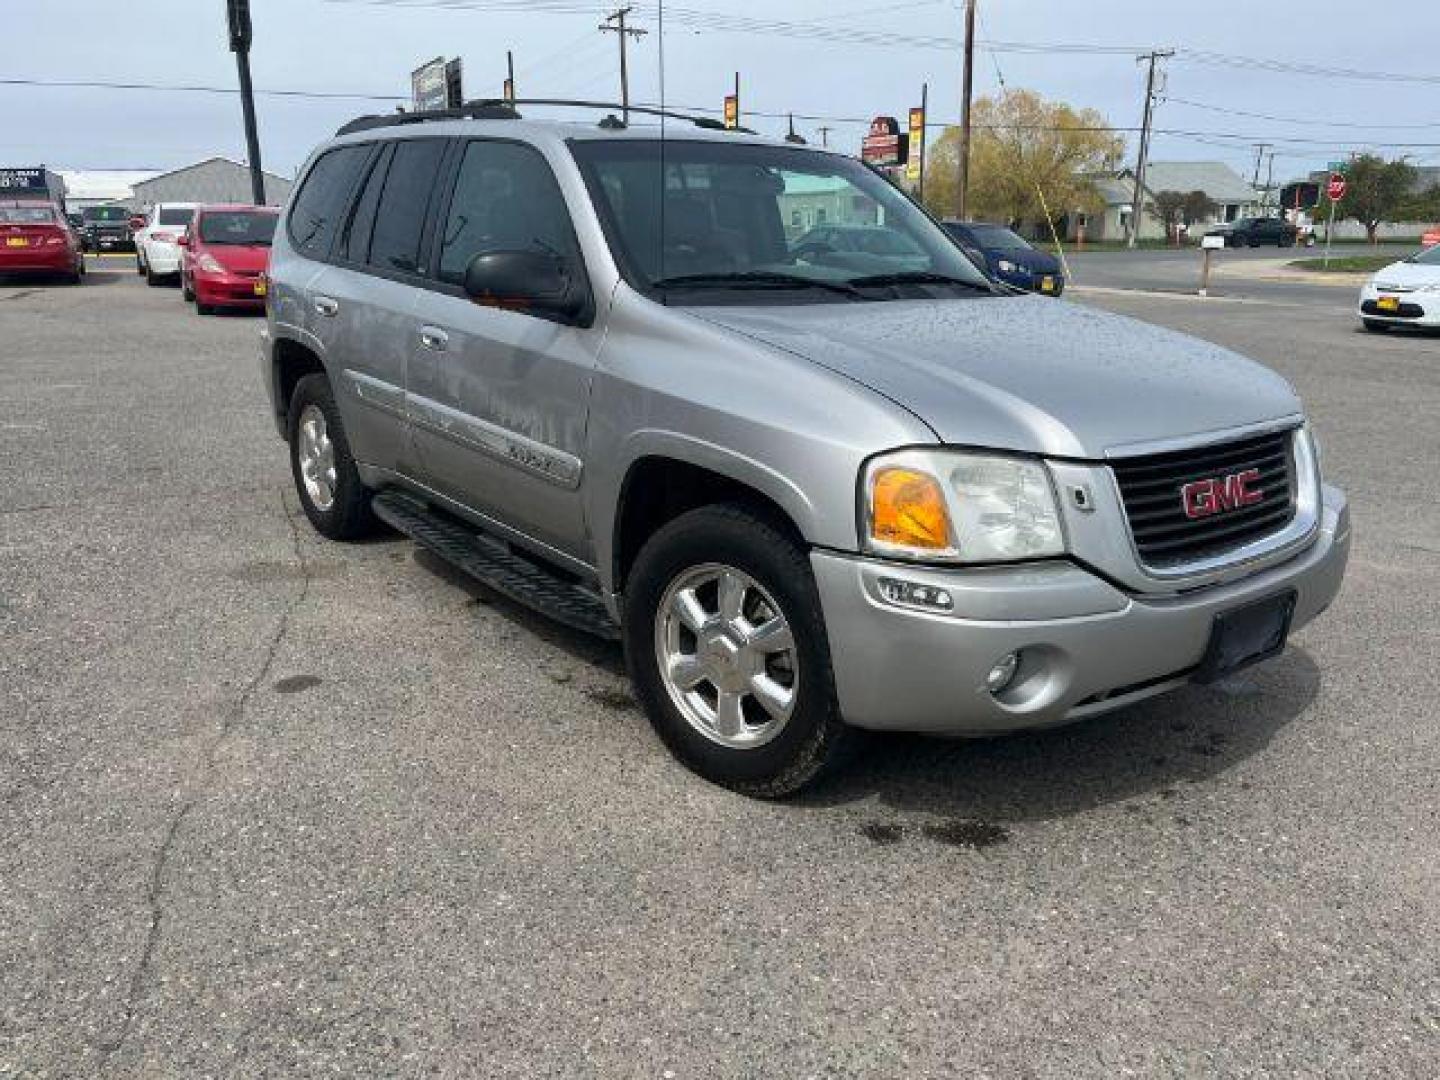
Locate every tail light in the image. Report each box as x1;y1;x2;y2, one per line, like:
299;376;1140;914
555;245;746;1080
152;231;178;243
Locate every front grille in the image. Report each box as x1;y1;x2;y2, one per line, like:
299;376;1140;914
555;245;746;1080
1111;429;1297;568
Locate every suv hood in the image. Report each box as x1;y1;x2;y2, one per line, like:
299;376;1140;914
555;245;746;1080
688;295;1301;458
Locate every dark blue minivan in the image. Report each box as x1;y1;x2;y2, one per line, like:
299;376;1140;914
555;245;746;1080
942;221;1064;296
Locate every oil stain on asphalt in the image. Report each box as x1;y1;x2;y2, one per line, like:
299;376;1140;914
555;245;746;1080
273;675;324;694
860;820;1010;849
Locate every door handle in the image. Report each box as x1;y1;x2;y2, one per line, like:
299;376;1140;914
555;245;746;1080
313;295;339;318
418;326;449;352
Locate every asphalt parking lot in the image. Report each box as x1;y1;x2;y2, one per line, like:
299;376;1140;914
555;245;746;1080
2;258;1437;1077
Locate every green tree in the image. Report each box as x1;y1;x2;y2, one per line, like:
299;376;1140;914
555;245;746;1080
1330;154;1418;244
1182;190;1218;227
923;88;1125;228
1148;190;1187;242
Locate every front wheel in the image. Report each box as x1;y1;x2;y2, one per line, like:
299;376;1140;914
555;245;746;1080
624;505;853;798
286;373;376;541
1363;320;1391;333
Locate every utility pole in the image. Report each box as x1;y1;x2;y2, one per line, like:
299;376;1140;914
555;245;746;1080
226;0;265;205
599;6;647;124
956;0;977;220
1251;143;1271;191
816;125;832;148
505;49;515;102
1126;48;1174;249
1262;150;1276;214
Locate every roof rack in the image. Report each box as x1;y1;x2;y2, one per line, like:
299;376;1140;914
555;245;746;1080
336;98;756;138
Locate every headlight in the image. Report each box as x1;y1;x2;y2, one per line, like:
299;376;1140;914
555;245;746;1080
862;450;1065;563
996;258;1018;274
197;254;225;273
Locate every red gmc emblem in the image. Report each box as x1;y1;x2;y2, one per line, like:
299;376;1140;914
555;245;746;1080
1180;468;1264;519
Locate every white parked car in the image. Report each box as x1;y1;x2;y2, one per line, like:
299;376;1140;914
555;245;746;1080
134;203;198;285
1360;244;1440;332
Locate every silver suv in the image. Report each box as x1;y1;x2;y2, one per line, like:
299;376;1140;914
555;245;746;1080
260;104;1351;796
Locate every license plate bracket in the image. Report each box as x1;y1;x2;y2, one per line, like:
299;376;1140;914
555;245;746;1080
1193;590;1297;684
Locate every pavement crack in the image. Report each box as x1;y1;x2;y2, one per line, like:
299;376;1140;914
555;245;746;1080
92;492;313;1068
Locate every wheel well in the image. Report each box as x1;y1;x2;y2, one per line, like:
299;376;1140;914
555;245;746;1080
274;339;325;437
614;457;806;592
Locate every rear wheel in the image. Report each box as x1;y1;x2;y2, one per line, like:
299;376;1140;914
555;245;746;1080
182;275;194;301
1363;320;1391;333
624;504;853;798
145;263;162;287
286;373;376;541
135;250;146;276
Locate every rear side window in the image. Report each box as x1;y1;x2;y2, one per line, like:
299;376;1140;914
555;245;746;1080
287;144;370;257
436;140;579;286
340;144;391;263
368;139;447;276
157;207;193;226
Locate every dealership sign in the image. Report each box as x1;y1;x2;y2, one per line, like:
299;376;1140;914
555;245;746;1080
861;116;908;168
905;107;925;182
0;168;48;193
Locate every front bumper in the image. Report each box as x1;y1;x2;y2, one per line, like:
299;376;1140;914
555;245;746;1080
195;272;267;308
813;484;1350;734
1359;283;1439;327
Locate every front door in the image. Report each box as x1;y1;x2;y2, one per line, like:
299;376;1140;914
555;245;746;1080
407;138;603;563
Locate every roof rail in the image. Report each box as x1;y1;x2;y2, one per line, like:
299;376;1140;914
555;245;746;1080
335;98;756;138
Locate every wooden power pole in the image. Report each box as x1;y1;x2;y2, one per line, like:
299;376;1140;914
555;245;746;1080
957;0;976;220
599;6;647;124
1127;48;1174;249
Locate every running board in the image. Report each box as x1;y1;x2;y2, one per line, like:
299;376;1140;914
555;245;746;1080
372;489;620;640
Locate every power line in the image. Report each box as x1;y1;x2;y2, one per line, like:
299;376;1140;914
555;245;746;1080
0;76;403;102
1166;96;1440;131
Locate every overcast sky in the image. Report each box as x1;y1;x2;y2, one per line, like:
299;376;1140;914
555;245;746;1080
6;0;1439;186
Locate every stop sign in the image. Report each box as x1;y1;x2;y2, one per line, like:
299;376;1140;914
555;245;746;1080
1327;173;1347;202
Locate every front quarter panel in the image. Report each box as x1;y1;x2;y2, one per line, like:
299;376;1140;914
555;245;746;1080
586;286;937;595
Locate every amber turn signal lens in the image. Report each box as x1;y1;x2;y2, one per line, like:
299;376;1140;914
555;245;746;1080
870;467;952;550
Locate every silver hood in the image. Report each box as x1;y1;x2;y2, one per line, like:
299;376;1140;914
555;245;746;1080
689;295;1302;458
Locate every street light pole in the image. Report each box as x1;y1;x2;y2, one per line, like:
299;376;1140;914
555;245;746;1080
226;0;265;206
956;0;976;220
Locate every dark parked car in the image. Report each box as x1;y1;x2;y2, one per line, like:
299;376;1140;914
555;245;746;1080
942;221;1064;296
1205;216;1297;248
79;205;134;252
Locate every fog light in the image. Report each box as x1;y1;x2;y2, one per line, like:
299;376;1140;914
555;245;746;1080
986;651;1020;693
877;576;953;611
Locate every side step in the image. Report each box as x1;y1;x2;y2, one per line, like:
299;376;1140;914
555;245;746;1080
372;489;620;640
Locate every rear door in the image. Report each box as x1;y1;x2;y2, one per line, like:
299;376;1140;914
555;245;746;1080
407;137;602;563
319;137;449;477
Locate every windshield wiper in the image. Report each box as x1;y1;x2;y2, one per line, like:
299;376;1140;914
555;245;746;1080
846;271;994;292
650;271;864;299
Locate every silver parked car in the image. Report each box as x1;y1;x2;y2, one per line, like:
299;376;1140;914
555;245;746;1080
260;104;1351;796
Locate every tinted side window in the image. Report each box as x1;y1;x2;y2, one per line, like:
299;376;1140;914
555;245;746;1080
287;144;369;257
341;144;392;263
369;138;447;276
437;140;579;286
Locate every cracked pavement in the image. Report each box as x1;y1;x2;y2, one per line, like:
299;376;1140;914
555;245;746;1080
1;264;1437;1076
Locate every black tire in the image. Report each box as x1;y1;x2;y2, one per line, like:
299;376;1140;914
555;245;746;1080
136;253;146;276
623;504;854;798
196;299;214;315
145;264;162;287
286;373;376;541
182;277;194;302
1363;320;1391;333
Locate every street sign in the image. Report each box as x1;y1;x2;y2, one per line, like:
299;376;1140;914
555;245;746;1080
1201;234;1226;250
861;116;908;168
1327;173;1347;202
723;94;738;130
411;56;448;112
1327;160;1348;173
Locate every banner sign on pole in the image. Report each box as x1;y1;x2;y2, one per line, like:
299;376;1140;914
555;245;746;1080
905;107;925;182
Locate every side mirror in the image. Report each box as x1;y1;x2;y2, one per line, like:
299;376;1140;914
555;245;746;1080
462;250;584;320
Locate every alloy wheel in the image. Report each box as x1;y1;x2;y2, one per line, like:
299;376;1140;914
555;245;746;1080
296;403;338;511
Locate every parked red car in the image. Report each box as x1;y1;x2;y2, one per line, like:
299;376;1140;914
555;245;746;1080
179;205;277;314
0;200;85;283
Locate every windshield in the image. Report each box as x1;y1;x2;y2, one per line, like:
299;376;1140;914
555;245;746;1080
199;211;277;245
157;207;194;226
1409;245;1440;266
0;206;56;224
83;206;128;222
965;224;1031;251
570;139;991;301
